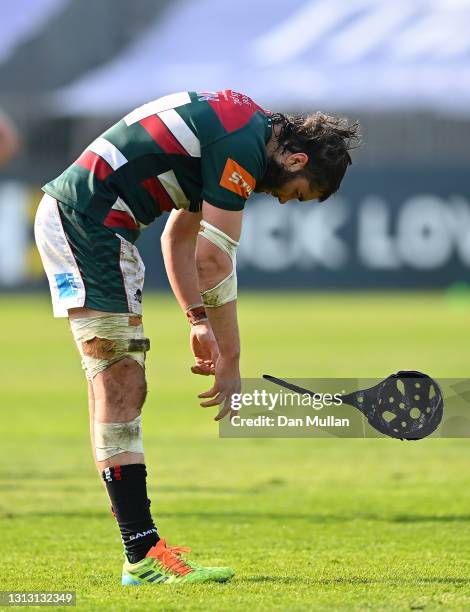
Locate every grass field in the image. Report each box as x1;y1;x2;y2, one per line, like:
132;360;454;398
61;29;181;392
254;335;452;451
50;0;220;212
1;292;470;611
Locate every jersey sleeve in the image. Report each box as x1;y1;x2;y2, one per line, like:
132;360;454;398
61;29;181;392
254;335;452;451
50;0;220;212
200;123;267;211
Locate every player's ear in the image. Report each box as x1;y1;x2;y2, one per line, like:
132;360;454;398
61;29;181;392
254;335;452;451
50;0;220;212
285;152;308;172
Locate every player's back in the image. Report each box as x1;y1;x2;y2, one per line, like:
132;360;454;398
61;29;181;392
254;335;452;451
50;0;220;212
43;90;272;242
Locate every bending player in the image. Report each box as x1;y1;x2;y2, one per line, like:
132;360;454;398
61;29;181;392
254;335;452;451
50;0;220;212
35;90;359;585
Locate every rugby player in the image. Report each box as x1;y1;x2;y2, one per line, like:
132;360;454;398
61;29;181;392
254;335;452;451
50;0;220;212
35;90;359;585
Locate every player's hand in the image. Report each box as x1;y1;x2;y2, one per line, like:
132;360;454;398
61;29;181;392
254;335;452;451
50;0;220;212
190;322;219;376
198;355;241;421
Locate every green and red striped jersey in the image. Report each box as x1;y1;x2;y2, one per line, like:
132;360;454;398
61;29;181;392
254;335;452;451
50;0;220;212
43;90;272;241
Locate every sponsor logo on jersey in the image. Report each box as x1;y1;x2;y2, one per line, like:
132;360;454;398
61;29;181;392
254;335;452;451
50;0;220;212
220;158;256;199
196;91;220;102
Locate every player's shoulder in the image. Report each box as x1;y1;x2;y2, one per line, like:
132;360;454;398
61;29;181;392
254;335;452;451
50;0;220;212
197;91;271;210
187;90;272;144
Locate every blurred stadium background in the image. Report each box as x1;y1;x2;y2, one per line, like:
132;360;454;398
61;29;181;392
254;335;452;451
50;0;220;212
2;2;470;609
1;0;470;291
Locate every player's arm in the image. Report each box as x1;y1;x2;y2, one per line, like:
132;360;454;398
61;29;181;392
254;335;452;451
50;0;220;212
193;115;264;417
0;112;19;166
161;208;219;376
196;201;242;421
161;208;203;311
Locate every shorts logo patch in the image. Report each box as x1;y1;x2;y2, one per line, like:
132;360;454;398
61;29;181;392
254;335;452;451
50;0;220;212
219;158;255;199
55;272;79;299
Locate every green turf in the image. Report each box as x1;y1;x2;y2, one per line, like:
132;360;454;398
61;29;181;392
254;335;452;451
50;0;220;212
1;292;470;611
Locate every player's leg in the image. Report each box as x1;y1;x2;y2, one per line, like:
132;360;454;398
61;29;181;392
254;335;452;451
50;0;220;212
35;196;159;562
86;356;141;468
69;305;159;564
35;195;234;584
73;310;147;469
83;313;135;463
92;357;146;467
71;308;234;584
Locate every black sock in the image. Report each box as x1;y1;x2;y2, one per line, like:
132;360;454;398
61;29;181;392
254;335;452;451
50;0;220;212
102;463;159;563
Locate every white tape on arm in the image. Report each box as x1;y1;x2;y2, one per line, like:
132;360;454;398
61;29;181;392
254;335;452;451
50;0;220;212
198;221;239;308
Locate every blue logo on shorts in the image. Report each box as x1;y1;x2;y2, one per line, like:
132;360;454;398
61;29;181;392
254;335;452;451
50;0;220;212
55;272;79;299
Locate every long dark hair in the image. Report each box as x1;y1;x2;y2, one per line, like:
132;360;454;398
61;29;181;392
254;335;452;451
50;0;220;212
271;112;361;201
